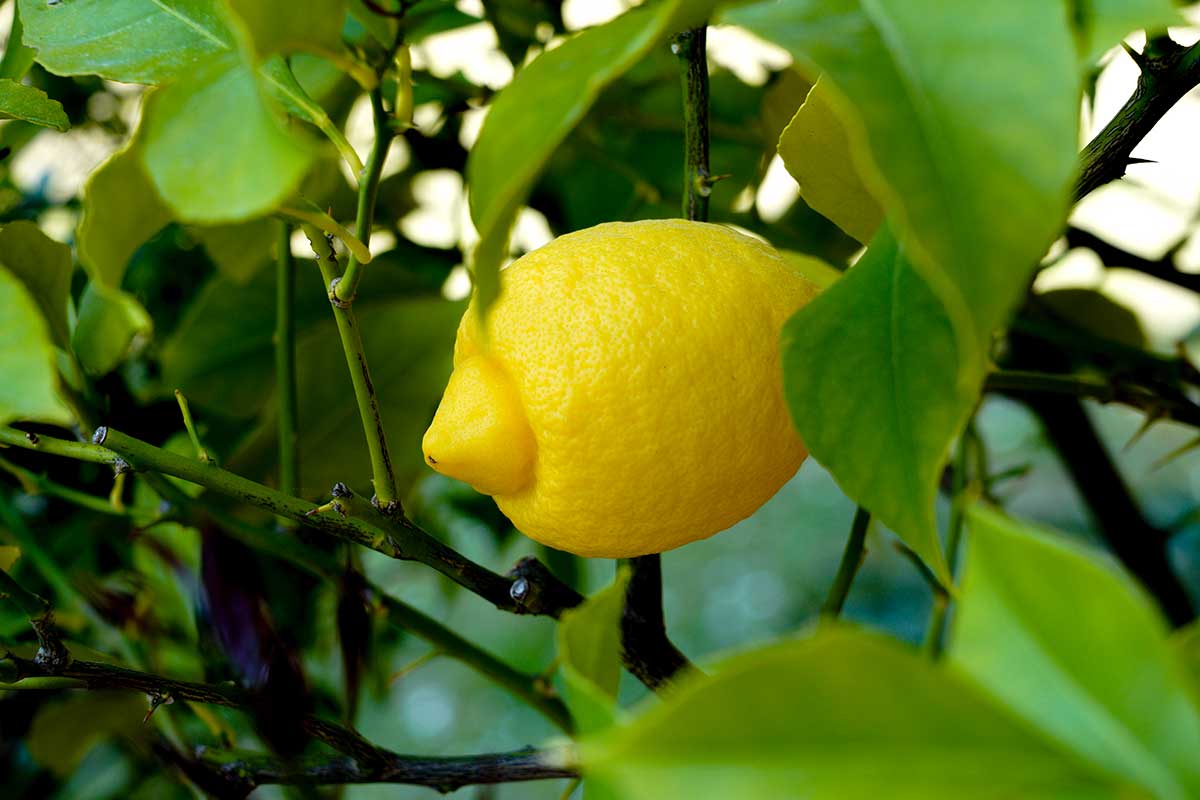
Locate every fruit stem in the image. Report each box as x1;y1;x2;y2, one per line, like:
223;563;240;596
674;26;711;222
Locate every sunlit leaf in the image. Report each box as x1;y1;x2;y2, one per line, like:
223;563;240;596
140;54;313;223
583;626;1129;799
468;0;715;312
0;80;68;131
18;0;235;84
557;569;629;734
950;505;1200;799
777;77;881;244
782;225;969;580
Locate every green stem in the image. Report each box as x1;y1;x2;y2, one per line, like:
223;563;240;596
277;207;373;265
302;227;400;508
142;474;572;732
673;26;711;222
0;426;124;466
923;431;972;656
173;390;211;463
275;221;300;497
821;507;871;618
334;88;392;303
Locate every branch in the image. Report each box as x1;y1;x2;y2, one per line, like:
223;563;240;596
142;474;573;732
821;507;870;618
985;369;1200;428
1063;226;1200;294
674;26;711;220
0;566;68;670
176;744;576;795
1075;38;1200;201
621;554;692;690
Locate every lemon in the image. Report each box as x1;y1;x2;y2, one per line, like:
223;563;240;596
422;219;820;558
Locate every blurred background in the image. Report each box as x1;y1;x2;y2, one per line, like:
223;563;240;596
2;1;1200;798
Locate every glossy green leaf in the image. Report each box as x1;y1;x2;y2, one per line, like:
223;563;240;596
0;79;68;131
71;284;153;376
583;626;1129;799
557;569;630;735
777;77;881;244
950;505;1200;799
225;0;346;57
0;4;37;80
77;117;172;288
0;220;74;349
468;0;714;312
141;53;313;223
1074;1;1182;67
18;0;235;84
726;0;1078;361
782;225;969;580
0;266;71;427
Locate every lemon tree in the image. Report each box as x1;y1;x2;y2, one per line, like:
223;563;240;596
1;0;1200;798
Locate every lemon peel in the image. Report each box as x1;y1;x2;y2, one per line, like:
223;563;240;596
422;219;820;558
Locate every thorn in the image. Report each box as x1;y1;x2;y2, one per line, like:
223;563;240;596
143;692;174;723
1121;42;1148;71
305;499;346;518
1123;409;1165;451
1126;156;1156;166
1151;435;1200;471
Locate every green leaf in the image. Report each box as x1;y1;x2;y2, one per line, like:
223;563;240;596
71;284;154;376
77;115;172;288
159;255;460;492
557;568;630;735
141;53;313;223
192;219;277;283
777;77;881;245
950;505;1200;799
0;546;20;571
1073;1;1182;68
18;0;235;84
224;0;346;57
27;692;149;776
0;266;71;427
583;626;1130;799
725;0;1078;362
0;3;37;81
468;0;714;312
0;220;74;349
0;79;67;130
1038;287;1145;349
779;251;843;290
782;225;969;580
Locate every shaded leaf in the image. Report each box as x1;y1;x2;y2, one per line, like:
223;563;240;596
77;101;173;288
782;225;968;580
0;545;20;571
1038;287;1145;349
0;3;37;81
192;218;277;283
27;692;149;776
140;53;313;223
0;220;74;349
71;283;154;376
0;265;71;427
760;67;812;158
19;0;235;84
583;626;1129;799
557;568;629;734
225;0;347;57
950;505;1200;799
468;0;714;312
777;77;882;244
779;251;842;290
1073;1;1182;68
0;79;69;131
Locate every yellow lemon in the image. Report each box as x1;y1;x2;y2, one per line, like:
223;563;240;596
422;219;820;558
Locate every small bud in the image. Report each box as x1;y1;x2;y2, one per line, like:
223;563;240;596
510;577;530;602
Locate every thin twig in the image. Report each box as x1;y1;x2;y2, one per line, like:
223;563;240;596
985;369;1200;428
674;26;711;221
334;87;393;303
821;507;870;618
301;227;401;510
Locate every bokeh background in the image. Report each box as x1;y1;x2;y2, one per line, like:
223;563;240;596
2;1;1200;798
